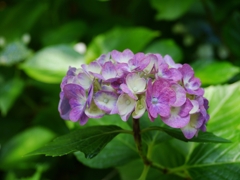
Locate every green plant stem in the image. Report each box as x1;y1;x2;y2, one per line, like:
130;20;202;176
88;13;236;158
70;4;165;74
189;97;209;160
133;118;151;166
138;165;150;180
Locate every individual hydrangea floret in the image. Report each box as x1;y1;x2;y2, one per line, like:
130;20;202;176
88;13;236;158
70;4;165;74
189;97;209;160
58;49;209;139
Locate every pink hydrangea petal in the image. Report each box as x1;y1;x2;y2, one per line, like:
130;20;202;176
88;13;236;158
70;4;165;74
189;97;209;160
181;64;194;83
162;108;190;128
171;84;186;107
179;99;193;117
164;55;182;68
102;61;117;80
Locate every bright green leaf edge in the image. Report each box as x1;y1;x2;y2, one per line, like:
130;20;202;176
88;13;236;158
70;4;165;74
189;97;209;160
141;126;231;143
27;125;132;158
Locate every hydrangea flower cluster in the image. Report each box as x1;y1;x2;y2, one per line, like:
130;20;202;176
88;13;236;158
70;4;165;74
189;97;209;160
58;49;209;139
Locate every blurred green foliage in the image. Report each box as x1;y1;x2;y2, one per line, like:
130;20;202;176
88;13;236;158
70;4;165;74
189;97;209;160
0;0;240;179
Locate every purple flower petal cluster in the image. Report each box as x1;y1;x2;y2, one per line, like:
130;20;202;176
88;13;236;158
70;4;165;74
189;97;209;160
58;49;209;139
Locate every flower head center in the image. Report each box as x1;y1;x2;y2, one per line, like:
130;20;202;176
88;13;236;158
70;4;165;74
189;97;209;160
126;100;131;105
151;97;158;104
103;98;109;103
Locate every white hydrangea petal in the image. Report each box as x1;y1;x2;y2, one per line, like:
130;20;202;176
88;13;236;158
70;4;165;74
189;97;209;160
117;94;136;121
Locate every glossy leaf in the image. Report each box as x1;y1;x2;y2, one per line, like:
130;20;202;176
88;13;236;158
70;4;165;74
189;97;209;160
74;115;138;168
28;125;123;159
0;78;24;116
85;27;159;62
150;0;195;20
20;45;85;83
144;39;183;62
178;81;240;179
192;60;239;85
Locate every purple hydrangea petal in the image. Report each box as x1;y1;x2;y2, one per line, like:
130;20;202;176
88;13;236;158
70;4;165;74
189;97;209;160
63;84;86;100
164;55;182;69
69;106;85;122
58;92;71;120
94;91;118;113
120;84;137;100
79;112;89;125
111;49;134;63
97;53;111;66
181;113;204;139
102;61;117;80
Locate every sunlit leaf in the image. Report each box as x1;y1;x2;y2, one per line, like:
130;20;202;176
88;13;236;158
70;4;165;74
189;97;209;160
20;45;85;83
192;60;239;85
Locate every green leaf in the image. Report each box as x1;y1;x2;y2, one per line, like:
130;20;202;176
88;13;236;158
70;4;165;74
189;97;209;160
0;41;31;66
41;21;87;46
176;82;240;179
144;39;183;62
150;0;195;20
192;60;239;85
74;115;138;168
28;125;123;159
0;77;24;116
204;81;240;137
85;27;159;63
141;126;230;143
20;45;85;83
0;127;55;169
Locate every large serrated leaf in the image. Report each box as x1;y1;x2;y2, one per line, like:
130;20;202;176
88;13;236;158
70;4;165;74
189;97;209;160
182;81;240;179
28;125;123;159
74;115;138;168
